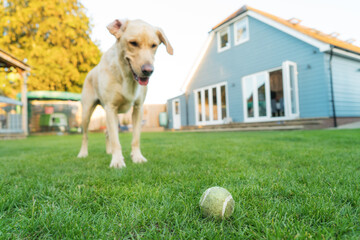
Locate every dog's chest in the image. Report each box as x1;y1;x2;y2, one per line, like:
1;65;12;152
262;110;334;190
122;82;141;102
112;83;142;113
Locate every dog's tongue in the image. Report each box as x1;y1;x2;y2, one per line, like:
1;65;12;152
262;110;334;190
138;77;149;86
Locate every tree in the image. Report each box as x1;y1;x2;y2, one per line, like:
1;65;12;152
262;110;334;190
0;0;101;97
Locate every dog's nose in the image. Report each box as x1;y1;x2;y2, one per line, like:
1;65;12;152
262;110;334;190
141;64;154;76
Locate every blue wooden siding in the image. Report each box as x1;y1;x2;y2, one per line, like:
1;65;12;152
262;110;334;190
186;16;331;124
166;94;187;128
328;54;360;117
166;99;173;129
187;91;196;126
179;94;188;126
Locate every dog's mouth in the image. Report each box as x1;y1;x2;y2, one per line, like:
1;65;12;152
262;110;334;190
126;58;149;86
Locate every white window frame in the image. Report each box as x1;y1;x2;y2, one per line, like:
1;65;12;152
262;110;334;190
234;17;249;46
242;62;300;122
217;26;231;53
194;82;229;125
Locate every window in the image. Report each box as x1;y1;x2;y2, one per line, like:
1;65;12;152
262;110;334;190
197;91;202;122
175;101;179;114
195;83;228;125
204;89;210;121
212;88;218;121
217;27;230;52
234;18;249;45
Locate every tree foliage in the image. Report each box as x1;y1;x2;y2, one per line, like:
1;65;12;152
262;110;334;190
0;0;101;97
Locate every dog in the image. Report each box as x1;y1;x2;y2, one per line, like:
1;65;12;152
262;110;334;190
77;19;173;168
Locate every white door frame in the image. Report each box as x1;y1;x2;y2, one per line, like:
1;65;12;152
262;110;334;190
172;99;181;129
282;61;300;118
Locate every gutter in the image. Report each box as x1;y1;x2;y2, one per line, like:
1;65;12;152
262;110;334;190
329;45;337;127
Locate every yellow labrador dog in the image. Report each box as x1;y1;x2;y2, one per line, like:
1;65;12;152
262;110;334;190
77;19;173;168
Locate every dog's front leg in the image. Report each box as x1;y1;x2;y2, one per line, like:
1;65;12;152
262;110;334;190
131;104;147;164
105;106;126;168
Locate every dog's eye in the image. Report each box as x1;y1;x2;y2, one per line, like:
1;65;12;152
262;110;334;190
151;44;157;48
129;41;138;47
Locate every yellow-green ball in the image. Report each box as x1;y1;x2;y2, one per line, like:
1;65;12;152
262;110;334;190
199;186;235;219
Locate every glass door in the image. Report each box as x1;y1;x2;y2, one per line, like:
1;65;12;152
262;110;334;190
172;99;181;129
242;72;270;121
269;70;285;117
242;62;299;122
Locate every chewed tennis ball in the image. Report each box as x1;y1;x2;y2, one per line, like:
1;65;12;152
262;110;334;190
199;186;235;219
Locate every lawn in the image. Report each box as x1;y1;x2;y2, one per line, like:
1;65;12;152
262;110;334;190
0;129;359;239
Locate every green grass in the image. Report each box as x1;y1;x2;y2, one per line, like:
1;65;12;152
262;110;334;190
0;129;359;239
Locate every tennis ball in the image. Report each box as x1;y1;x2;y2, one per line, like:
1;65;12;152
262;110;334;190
199;186;235;219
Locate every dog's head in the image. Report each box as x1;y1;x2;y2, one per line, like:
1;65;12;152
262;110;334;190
107;19;173;86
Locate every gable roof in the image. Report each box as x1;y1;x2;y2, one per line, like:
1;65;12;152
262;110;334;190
212;5;360;55
181;5;360;92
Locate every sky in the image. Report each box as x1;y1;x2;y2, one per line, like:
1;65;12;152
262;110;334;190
81;0;360;104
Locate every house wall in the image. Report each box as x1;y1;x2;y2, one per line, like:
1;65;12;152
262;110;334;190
185;16;331;125
325;53;360;117
188;92;196;126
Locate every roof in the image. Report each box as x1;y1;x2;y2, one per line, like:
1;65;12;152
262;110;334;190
0;96;23;105
212;5;360;55
16;91;81;101
0;48;31;72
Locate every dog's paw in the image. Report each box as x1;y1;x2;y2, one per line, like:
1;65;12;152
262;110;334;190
131;150;148;164
110;152;126;168
77;151;88;158
110;161;126;168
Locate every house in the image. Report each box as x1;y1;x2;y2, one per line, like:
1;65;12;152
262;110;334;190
0;49;31;139
167;6;360;130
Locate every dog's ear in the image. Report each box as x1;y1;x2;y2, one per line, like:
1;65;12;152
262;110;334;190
107;19;128;39
156;28;173;55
